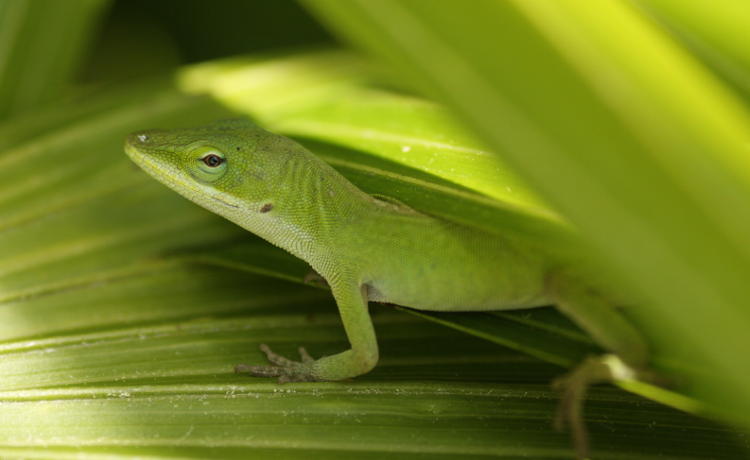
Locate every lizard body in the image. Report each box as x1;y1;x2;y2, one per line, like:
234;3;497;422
124;119;647;385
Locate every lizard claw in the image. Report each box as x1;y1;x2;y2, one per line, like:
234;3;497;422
235;343;319;382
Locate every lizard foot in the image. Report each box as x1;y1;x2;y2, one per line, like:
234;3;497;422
552;354;640;460
235;343;318;383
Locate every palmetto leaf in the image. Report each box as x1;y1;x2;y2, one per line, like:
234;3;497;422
1;51;746;458
0;0;109;120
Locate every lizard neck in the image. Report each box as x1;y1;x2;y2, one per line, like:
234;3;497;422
231;140;371;266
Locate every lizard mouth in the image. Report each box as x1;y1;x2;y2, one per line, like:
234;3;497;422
211;196;239;208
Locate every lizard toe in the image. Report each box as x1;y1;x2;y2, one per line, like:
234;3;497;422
235;344;320;382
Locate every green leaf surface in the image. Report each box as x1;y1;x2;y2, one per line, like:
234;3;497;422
301;0;750;431
634;0;750;101
1;51;747;458
0;0;109;120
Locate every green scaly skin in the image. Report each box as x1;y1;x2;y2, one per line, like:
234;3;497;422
125;119;651;457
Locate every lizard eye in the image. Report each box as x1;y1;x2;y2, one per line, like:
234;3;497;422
202;153;224;168
191;147;227;182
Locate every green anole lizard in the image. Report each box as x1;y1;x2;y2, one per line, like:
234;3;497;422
125;119;651;458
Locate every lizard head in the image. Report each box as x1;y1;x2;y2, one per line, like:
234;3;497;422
124;119;282;215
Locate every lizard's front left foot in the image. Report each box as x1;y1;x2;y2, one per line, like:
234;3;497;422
235;343;319;383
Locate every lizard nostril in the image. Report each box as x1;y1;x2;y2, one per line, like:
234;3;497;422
128;132;149;144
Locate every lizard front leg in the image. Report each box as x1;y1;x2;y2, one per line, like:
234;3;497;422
235;278;379;382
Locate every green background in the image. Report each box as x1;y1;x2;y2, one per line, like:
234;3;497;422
1;0;749;458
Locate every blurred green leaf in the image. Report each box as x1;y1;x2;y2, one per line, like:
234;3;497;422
301;0;750;430
634;0;750;101
0;0;109;119
2;50;747;457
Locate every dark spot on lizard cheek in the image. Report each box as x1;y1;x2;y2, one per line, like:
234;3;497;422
260;203;273;213
236;146;240;151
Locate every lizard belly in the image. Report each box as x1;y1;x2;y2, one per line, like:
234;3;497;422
367;267;550;311
362;226;552;312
